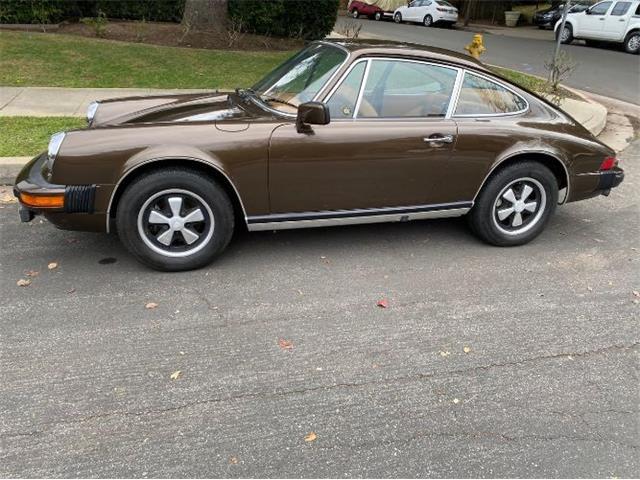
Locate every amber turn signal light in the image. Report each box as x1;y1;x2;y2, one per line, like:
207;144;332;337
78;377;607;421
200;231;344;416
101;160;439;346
19;192;64;208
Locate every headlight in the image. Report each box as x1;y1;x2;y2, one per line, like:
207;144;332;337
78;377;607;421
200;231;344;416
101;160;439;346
45;132;66;171
86;101;99;123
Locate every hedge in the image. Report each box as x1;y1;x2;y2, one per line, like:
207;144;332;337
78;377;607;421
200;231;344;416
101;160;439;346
228;0;339;40
0;0;185;24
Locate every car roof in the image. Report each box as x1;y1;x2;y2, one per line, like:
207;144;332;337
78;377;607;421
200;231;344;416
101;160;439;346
321;38;490;72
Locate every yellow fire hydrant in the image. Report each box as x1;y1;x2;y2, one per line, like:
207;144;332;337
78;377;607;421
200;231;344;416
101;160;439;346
465;33;486;59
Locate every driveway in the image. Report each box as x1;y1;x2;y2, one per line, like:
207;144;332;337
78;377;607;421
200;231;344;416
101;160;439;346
334;17;640;105
1;131;638;476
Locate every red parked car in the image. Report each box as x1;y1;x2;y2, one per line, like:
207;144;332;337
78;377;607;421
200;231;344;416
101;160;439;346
348;0;388;20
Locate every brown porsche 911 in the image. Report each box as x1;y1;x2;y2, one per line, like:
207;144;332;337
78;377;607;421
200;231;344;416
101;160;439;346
14;40;624;271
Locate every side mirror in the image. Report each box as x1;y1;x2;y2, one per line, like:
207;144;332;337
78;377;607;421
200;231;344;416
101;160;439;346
296;101;330;134
585;8;591;14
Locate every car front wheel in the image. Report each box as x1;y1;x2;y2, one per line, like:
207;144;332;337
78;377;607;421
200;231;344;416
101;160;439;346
116;168;234;271
557;24;573;44
423;14;433;27
352;9;359;18
468;162;558;247
624;31;640;54
394;12;402;23
374;11;382;20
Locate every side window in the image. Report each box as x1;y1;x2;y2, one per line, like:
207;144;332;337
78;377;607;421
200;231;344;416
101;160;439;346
357;60;458;118
454;72;527;116
325;62;366;119
636;3;640;14
590;1;612;15
611;1;631;15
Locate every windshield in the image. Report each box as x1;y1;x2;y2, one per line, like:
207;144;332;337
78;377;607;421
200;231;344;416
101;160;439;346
251;43;348;114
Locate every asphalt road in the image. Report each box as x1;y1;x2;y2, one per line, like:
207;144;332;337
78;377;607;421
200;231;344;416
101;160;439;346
1;133;638;477
334;17;640;105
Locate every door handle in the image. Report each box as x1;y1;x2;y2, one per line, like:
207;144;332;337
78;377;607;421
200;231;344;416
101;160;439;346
599;17;605;20
424;134;455;144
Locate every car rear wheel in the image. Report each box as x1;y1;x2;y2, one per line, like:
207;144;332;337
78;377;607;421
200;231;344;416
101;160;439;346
394;12;402;23
116;168;234;271
468;162;558;247
557;24;573;44
374;11;383;20
423;14;433;27
624;31;640;54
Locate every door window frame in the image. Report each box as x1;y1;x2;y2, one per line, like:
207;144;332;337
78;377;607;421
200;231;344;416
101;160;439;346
321;57;529;121
322;57;464;121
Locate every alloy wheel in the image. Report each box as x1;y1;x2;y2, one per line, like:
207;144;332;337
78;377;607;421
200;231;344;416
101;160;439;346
394;13;401;23
561;26;571;42
424;15;433;26
492;178;547;236
137;189;215;258
628;34;640;53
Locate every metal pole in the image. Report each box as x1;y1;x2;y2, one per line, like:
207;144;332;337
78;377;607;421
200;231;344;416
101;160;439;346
550;1;572;82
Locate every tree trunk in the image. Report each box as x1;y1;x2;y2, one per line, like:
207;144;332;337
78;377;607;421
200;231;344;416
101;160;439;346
463;0;474;26
182;0;228;32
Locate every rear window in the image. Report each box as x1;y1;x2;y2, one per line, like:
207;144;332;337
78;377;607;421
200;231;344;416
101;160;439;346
611;1;631;15
436;0;453;6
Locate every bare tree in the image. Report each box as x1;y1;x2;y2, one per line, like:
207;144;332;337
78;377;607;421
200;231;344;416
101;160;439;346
182;0;228;32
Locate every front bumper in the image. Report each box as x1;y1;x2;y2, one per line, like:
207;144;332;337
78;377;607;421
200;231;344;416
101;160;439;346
14;153;97;225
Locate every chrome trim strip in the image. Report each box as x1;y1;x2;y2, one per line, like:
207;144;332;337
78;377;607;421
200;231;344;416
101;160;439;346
105;156;248;233
471;151;571;205
248;206;471;231
451;70;530;118
353;59;372;120
446;68;465;118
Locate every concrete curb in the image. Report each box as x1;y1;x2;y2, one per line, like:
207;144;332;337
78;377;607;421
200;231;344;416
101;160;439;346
0;157;30;186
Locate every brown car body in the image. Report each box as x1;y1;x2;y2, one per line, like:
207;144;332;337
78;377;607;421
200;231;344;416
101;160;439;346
15;39;623;263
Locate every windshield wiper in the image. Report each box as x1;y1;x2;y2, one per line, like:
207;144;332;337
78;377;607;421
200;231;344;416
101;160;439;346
260;96;299;110
235;88;257;99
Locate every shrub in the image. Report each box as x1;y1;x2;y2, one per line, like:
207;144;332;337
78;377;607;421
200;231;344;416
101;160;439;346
228;0;339;40
0;0;185;24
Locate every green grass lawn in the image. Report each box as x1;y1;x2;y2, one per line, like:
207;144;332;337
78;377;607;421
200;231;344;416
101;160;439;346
0;31;291;89
0;117;86;156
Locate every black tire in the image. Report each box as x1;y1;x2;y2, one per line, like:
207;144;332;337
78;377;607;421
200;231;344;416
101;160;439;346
557;24;573;44
352;9;359;18
394;12;402;23
374;11;382;21
624;31;640;54
423;14;433;27
468;161;558;247
116;168;234;271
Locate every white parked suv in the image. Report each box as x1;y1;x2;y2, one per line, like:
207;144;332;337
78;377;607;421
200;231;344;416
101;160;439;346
555;0;640;53
393;0;459;27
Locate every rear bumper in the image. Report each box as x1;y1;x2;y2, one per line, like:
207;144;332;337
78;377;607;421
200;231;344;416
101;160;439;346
569;167;624;202
597;168;624;194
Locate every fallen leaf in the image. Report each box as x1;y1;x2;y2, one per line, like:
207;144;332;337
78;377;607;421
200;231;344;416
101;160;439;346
229;456;239;465
587;286;593;292
47;262;58;270
145;302;159;309
179;351;185;355
67;288;76;294
439;350;451;357
463;346;472;354
376;299;389;308
632;291;640;298
304;432;317;442
17;278;31;287
452;398;460;404
278;338;293;350
25;270;39;277
170;370;181;380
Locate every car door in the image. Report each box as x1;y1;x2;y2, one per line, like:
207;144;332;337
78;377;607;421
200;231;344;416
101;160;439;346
580;1;613;37
406;0;424;21
603;1;633;39
267;58;462;215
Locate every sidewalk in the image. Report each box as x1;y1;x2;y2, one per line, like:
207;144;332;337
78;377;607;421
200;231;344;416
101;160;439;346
459;23;555;41
0;85;614;184
0;87;208;117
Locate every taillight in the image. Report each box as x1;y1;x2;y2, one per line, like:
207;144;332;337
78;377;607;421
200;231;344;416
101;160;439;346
599;156;617;171
437;7;446;11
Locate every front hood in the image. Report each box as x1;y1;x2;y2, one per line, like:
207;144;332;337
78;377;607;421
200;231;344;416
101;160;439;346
91;91;278;127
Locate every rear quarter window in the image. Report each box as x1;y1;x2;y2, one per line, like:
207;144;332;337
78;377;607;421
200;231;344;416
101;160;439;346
454;72;527;116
